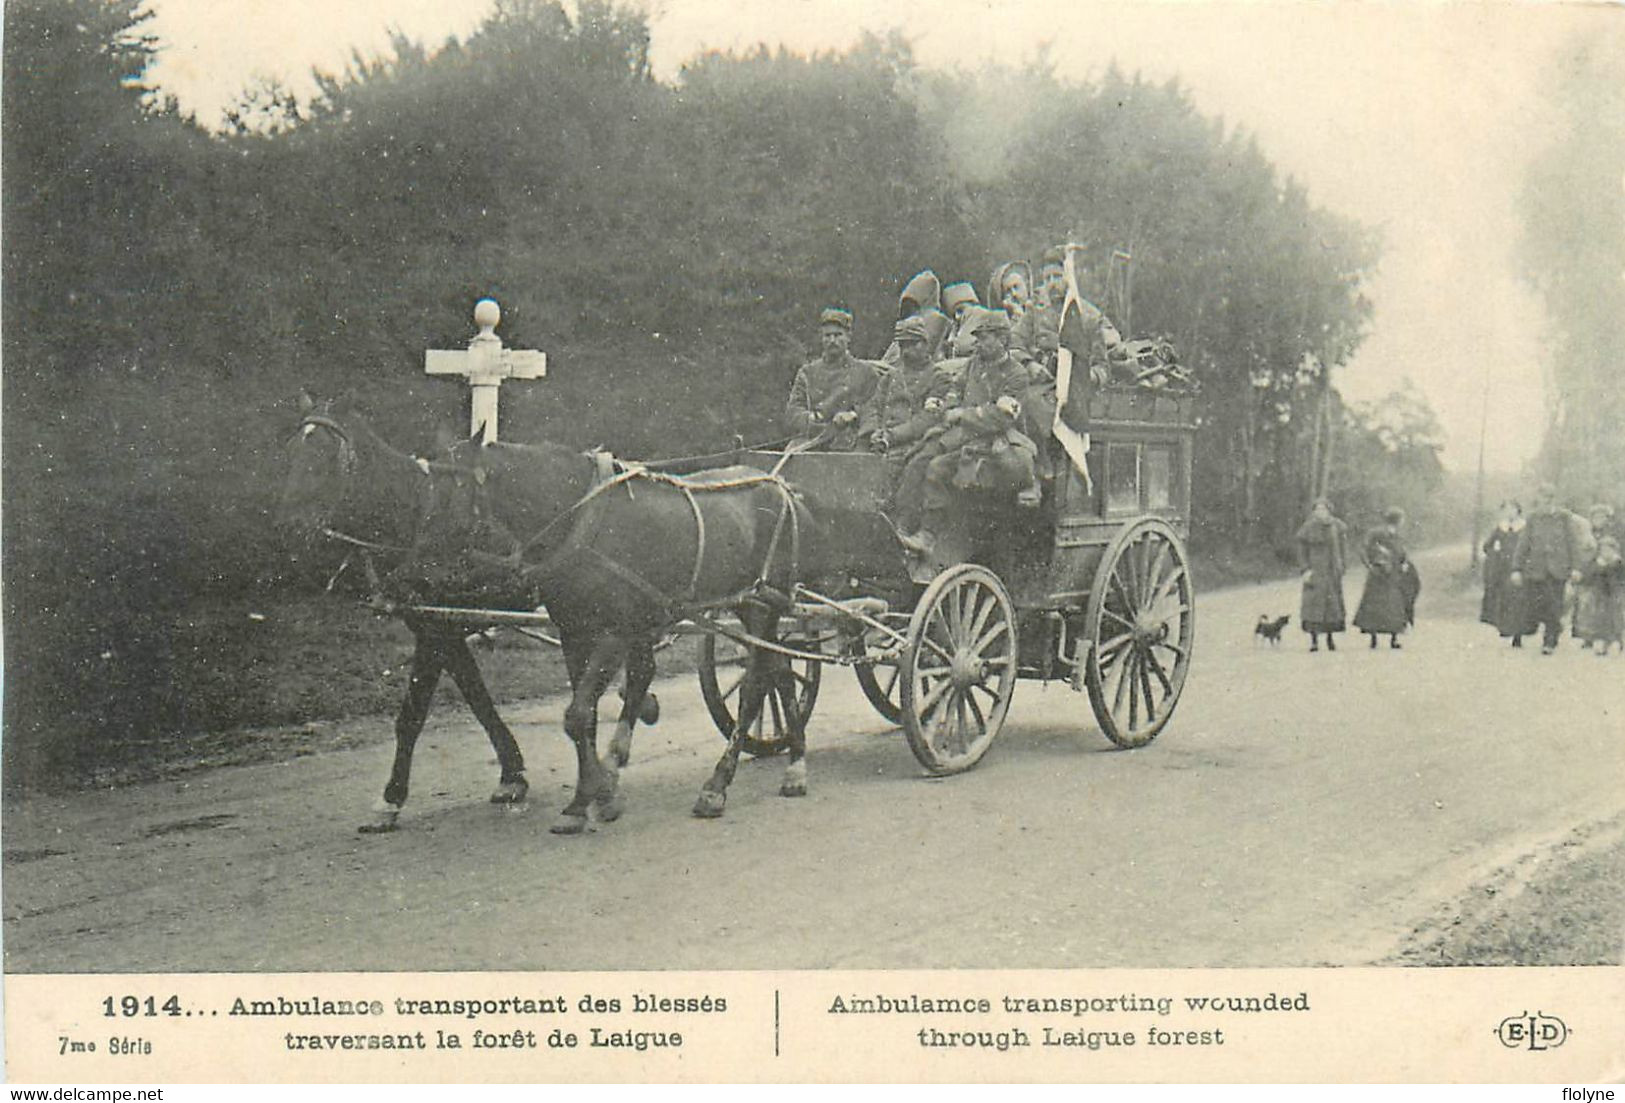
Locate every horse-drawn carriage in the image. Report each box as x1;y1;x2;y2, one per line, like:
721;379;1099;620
278;300;1198;831
691;385;1197;775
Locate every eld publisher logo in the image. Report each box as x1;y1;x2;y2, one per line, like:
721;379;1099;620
1496;1010;1568;1051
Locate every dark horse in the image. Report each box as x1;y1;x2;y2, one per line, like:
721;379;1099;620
432;433;841;824
274;393;662;833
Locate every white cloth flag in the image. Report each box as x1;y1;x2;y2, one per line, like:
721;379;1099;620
1051;245;1093;489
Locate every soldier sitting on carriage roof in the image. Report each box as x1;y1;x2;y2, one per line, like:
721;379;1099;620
895;307;1044;559
880;269;952;367
941;281;982;358
1016;244;1125;377
785;306;880;451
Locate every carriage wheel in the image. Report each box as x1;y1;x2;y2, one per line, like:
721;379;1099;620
698;632;821;758
854;662;903;725
899;564;1018;775
1083;517;1195;749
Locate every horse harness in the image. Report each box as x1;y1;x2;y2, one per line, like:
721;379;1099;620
480;451;806;622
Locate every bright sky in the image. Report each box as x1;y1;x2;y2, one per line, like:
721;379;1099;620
142;0;1605;473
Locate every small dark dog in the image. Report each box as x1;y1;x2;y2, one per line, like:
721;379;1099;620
1254;614;1291;645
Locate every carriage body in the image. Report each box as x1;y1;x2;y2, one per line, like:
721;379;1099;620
697;385;1198;767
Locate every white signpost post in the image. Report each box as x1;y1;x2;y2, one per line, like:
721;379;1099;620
424;298;546;442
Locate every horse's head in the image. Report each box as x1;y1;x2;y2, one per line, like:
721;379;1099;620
275;391;361;544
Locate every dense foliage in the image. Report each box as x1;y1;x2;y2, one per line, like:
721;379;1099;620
4;0;1445;774
1517;27;1625;504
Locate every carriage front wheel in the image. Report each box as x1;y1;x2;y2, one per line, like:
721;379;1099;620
1083;517;1195;749
697;632;821;758
854;662;903;725
899;563;1018;775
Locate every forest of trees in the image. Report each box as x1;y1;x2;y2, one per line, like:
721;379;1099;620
3;0;1454;767
1518;28;1625;504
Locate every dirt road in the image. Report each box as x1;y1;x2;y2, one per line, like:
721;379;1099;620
5;546;1623;972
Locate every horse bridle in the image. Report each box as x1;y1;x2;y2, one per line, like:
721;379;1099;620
294;414;359;478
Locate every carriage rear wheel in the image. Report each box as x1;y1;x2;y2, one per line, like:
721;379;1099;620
899;564;1018;775
854;662;903;725
1083;517;1195;748
698;632;821;758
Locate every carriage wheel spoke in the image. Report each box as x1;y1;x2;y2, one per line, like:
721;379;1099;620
1111;560;1137;613
1145;648;1174;696
1138;658;1159;724
965;689;987;736
1098;630;1136;661
1141;540;1168;608
1152;639;1187;660
881;666;900;701
1126;650;1142;729
1150;564;1187;608
1112;643;1135;714
916;674;955;721
1101;605;1136;631
949;694;969;755
965;589;996;650
972;617;1010;656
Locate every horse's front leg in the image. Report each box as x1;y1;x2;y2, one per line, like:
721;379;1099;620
441;632;528;805
694;610;777;818
692;670;766;819
608;633;659;768
551;633;628;835
362;630;444;834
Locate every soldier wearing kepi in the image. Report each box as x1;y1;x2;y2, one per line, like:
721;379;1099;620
898;307;1042;559
785;307;879;451
861;316;954;469
880;270;947;367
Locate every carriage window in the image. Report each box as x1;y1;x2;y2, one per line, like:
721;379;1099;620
1106;444;1139;514
1145;446;1175;510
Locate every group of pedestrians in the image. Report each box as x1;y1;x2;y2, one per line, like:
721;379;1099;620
1295;499;1421;652
1480;485;1623;655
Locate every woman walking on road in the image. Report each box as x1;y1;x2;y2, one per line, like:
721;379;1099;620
1482;500;1535;647
1296;497;1349;652
1355;507;1416;650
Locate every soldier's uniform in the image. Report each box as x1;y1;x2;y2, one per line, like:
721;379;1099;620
861;316;956;466
785;307;880;451
895;308;1042;544
879;270;943;368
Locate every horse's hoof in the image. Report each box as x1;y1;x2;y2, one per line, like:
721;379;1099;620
359;803;402;834
593;768;624;822
779;761;808;798
489;778;529;804
692;791;726;819
639;692;661;726
549;812;589;835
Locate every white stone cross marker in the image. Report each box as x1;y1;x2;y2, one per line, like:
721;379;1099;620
424;298;546;442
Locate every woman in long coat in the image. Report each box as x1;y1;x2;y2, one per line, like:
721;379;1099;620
1354;507;1413;649
1296;497;1348;652
1482;500;1535;646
